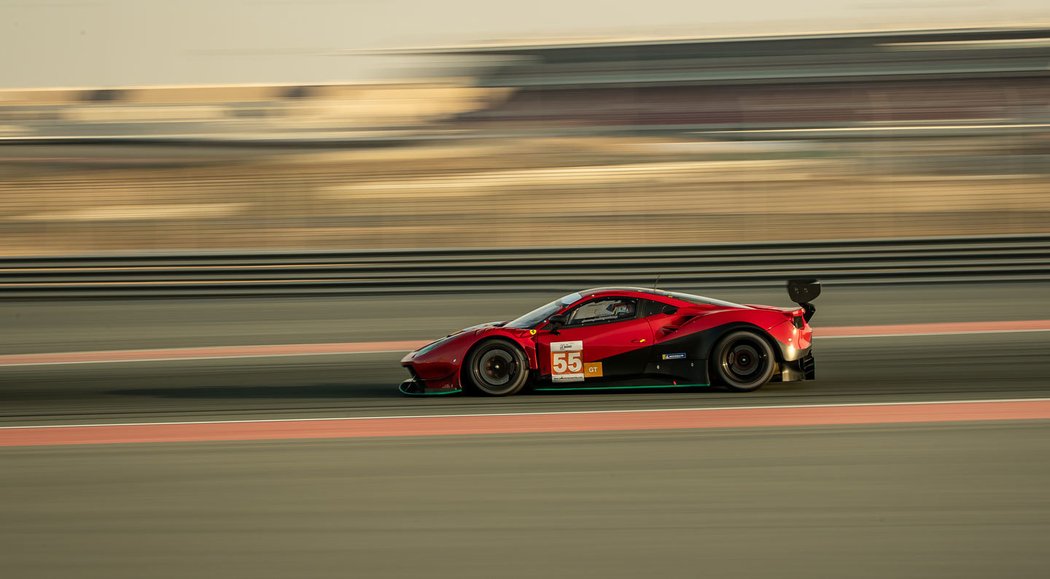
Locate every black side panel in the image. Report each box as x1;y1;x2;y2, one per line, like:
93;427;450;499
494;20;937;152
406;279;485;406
652;326;726;363
643;359;709;383
642;327;724;383
601;342;655;378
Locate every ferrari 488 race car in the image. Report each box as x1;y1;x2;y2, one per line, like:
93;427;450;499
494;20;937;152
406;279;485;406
399;280;820;396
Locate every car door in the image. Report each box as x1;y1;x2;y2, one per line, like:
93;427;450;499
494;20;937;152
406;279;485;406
535;297;654;384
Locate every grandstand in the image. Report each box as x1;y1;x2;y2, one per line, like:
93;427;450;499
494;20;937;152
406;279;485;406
446;27;1050;131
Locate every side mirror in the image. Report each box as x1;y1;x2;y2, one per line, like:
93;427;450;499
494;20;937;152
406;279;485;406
661;305;678;315
545;313;569;334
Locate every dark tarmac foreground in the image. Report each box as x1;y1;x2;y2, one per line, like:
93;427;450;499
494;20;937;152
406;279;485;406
2;423;1049;579
1;283;1049;578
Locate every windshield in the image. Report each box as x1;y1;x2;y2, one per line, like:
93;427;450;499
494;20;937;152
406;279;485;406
504;292;584;329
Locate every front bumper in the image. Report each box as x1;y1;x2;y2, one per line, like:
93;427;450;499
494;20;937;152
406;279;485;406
398;371;463;397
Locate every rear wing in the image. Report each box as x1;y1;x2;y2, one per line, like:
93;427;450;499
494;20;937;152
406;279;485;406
787;279;820;322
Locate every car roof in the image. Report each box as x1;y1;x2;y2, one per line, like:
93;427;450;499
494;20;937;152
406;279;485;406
576;287;745;308
579;286;667;298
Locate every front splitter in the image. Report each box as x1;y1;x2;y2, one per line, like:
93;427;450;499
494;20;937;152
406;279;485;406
398;378;463;397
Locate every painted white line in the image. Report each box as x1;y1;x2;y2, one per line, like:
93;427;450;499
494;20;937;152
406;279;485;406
2;397;1048;431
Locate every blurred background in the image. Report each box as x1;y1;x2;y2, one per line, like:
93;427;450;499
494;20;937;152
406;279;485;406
3;2;1050;578
1;4;1049;257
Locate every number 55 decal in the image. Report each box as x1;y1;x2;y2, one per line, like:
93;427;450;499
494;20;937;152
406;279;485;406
550;341;602;382
553;350;583;374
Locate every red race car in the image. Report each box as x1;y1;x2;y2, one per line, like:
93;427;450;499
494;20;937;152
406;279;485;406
399;280;819;396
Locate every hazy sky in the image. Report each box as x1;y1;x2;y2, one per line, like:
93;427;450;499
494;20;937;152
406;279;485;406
1;0;1047;89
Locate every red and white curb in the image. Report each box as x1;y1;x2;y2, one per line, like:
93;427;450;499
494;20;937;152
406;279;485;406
2;398;1049;448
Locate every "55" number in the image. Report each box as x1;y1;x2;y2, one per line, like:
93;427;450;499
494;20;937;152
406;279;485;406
552;351;583;374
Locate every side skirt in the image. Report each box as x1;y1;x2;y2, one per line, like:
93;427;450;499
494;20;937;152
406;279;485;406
534;381;711;393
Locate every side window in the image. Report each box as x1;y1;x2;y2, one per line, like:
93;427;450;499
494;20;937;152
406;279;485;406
639;299;666;317
566;298;638;326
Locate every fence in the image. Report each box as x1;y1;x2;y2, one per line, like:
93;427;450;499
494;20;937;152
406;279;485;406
3;234;1048;298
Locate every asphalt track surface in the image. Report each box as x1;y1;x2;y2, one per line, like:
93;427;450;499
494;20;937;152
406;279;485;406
3;283;1050;424
2;283;1050;577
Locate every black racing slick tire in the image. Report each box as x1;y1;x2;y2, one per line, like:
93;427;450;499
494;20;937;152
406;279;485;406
712;330;776;392
465;340;529;396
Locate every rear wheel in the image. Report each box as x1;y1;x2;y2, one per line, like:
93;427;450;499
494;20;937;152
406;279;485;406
712;330;776;392
466;340;529;396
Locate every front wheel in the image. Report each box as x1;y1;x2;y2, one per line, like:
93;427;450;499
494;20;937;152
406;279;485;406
465;340;529;396
712;330;776;392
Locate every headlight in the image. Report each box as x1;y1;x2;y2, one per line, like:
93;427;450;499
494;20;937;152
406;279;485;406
414;336;449;357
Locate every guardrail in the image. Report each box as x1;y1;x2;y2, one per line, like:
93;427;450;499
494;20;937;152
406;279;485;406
2;235;1048;298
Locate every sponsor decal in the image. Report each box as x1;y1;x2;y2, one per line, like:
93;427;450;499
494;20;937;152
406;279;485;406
551;340;583;352
584;362;603;378
662;352;687;360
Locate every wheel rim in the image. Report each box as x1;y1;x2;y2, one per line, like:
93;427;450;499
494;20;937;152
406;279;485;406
477;349;518;389
720;337;769;386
